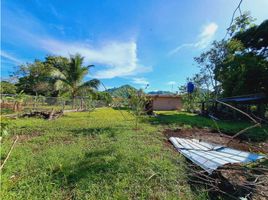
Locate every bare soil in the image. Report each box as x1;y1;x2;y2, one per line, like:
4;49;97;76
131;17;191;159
163;127;268;154
9;132;43;143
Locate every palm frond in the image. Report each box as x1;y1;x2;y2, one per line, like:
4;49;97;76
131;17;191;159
47;53;98;98
53;76;70;85
80;79;100;90
86;64;95;69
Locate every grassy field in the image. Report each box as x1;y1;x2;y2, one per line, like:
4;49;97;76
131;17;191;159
0;108;207;200
152;111;268;142
1;108;267;200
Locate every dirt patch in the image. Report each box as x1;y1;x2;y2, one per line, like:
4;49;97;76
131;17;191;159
163;127;268;154
163;128;268;200
47;135;76;145
14;132;43;143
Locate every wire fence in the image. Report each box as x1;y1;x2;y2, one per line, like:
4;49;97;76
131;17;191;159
0;94;107;115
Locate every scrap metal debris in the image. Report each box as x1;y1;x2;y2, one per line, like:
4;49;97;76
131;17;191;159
169;137;265;174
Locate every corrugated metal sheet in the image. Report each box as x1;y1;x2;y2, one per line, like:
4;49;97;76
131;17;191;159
169;137;265;174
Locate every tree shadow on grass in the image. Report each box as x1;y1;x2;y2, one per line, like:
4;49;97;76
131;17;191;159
70;127;117;138
68;149;120;184
52;148;124;198
113;107;130;111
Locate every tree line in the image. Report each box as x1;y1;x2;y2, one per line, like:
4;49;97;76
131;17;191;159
180;12;268;111
1;54;112;104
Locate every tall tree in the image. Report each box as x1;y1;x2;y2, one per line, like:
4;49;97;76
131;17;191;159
179;74;211;112
14;60;56;96
47;54;100;99
194;12;268;97
194;40;228;96
234;19;268;57
215;14;268;96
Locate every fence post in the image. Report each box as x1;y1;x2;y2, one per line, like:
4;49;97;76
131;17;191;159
62;100;65;111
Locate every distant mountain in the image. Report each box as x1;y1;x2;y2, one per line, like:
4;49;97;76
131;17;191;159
106;86;176;97
106;84;137;98
147;90;174;95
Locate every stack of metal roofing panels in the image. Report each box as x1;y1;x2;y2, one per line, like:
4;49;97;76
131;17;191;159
169;137;265;174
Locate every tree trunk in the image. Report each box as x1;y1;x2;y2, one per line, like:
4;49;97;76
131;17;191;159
72;93;75;109
13;101;17;112
72;98;75;109
135;116;138;130
34;92;38;108
71;89;76;109
62;101;65;111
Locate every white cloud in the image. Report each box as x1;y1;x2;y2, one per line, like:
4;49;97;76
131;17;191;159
169;22;218;55
2;8;151;79
167;81;176;85
132;77;149;85
48;4;61;18
0;51;23;64
37;38;151;79
195;23;218;48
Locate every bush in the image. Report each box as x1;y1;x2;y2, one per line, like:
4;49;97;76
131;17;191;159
0;117;12;137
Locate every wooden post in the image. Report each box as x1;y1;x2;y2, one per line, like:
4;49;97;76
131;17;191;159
48;108;55;120
62;100;65;111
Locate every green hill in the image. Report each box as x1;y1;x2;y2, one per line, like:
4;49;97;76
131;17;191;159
106;84;137;98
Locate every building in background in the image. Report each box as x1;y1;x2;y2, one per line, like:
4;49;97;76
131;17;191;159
147;94;182;111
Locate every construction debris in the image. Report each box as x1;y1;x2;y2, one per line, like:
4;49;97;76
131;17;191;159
21;110;63;120
169;137;265;174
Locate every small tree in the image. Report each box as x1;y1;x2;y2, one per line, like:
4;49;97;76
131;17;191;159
13;91;27;112
0;81;17;94
86;98;96;116
0;117;12;140
179;75;212;113
128;89;148;130
95;91;113;106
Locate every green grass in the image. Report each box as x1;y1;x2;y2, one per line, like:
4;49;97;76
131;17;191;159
3;109;266;199
151;111;268;142
0;108;15;115
0;108;207;200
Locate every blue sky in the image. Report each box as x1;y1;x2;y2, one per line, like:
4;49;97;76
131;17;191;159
1;0;268;92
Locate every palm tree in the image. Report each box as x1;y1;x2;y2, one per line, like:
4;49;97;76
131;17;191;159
52;54;100;102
